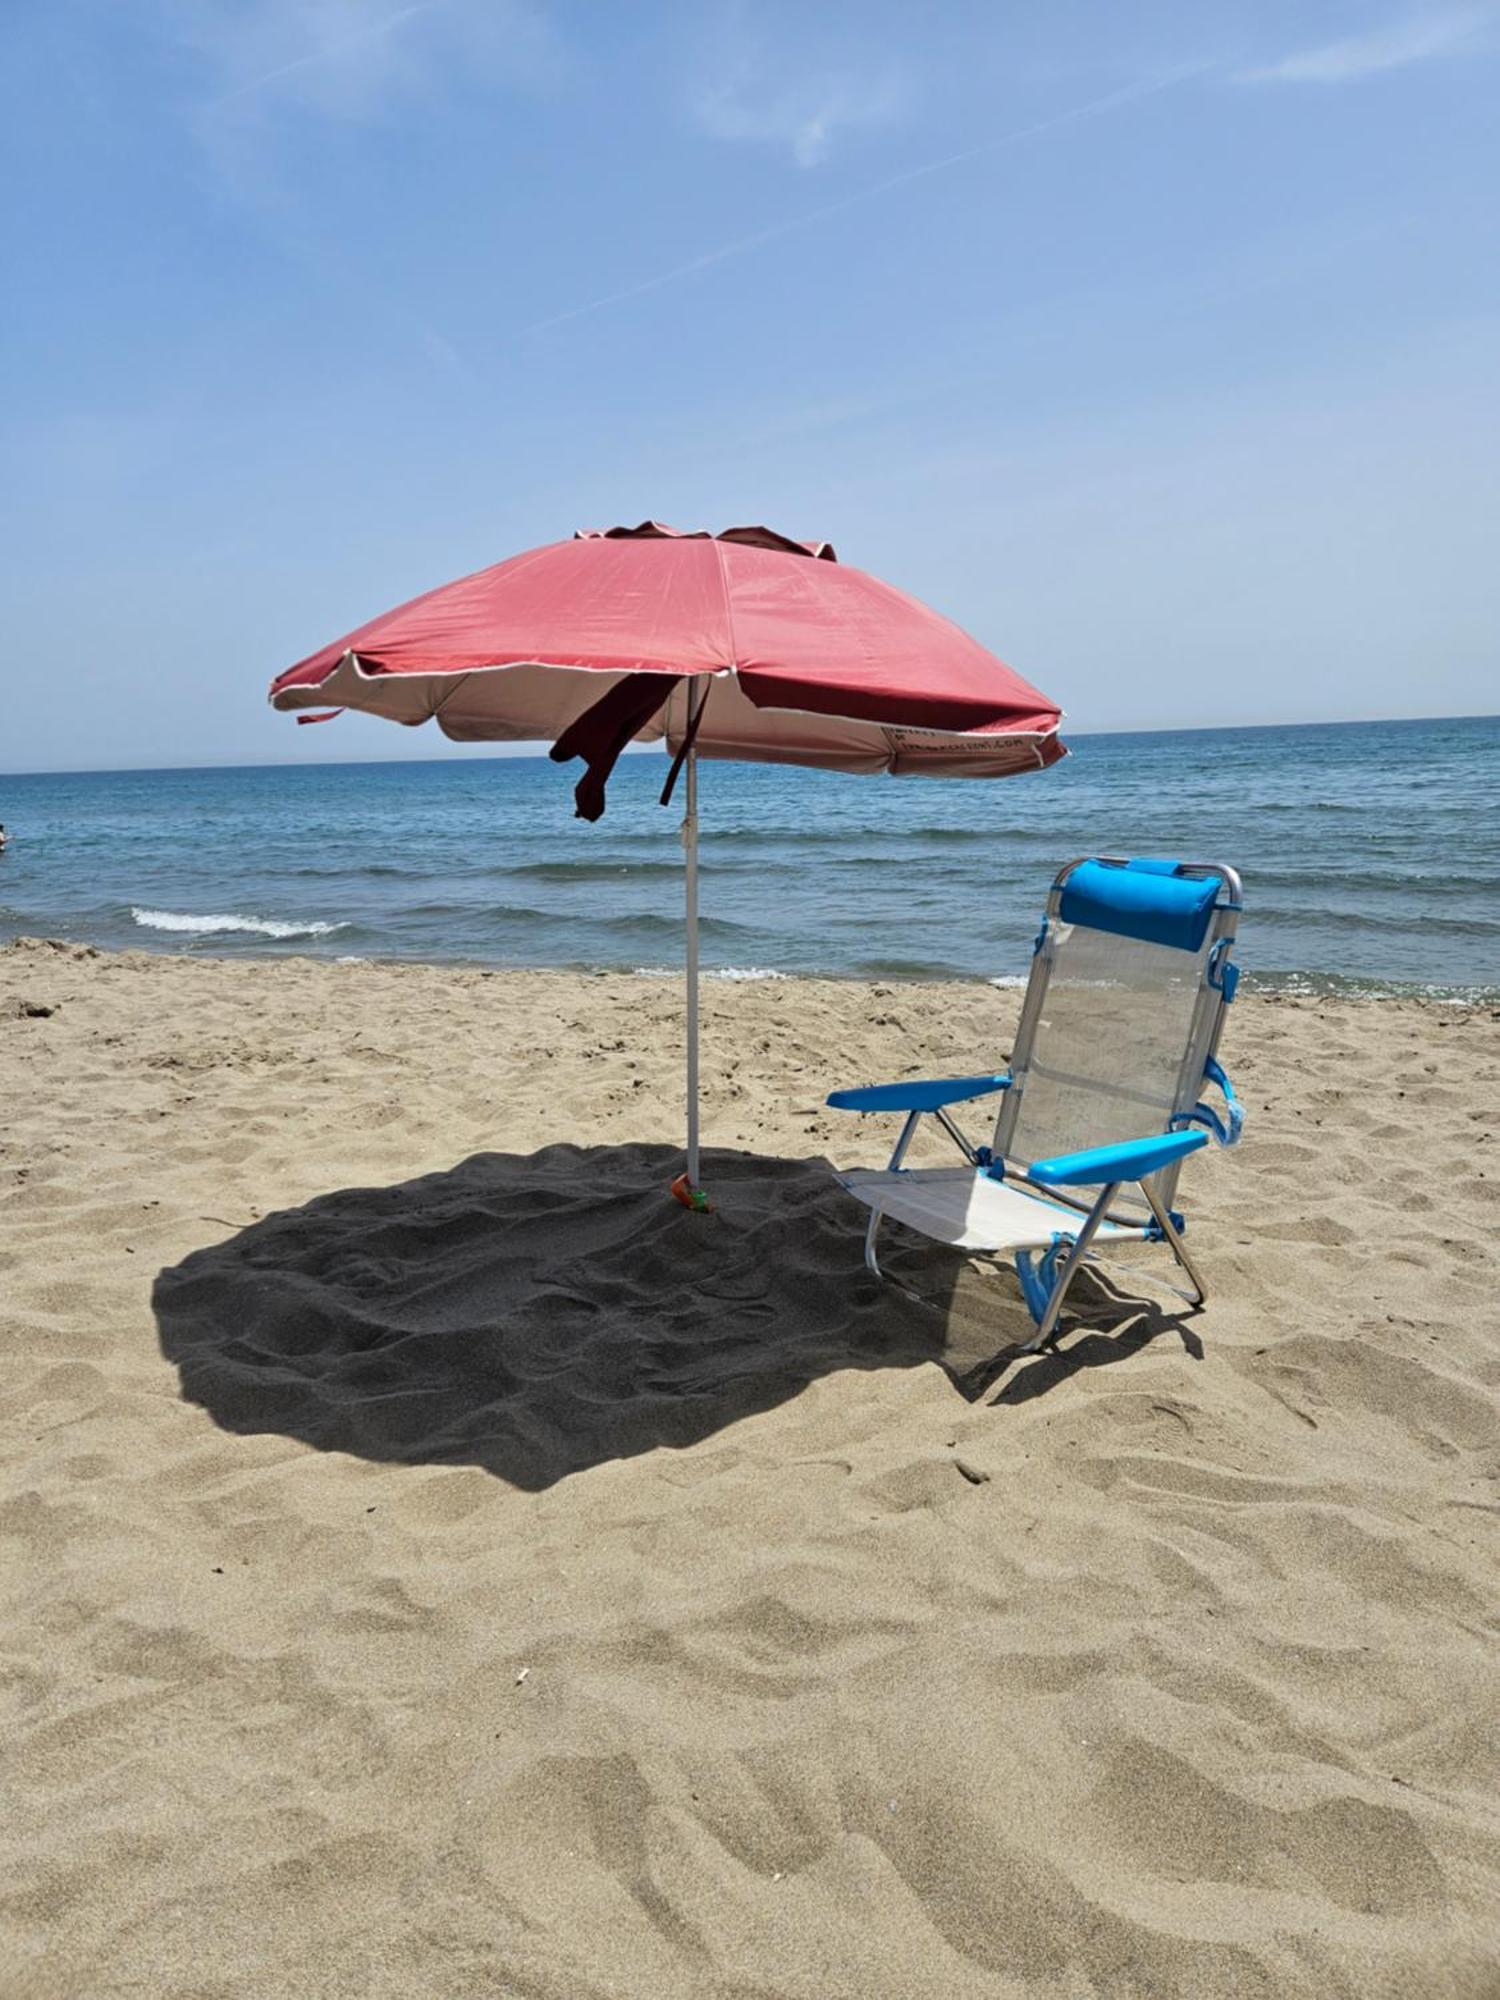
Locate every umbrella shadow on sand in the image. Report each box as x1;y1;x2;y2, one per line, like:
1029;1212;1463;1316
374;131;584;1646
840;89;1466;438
153;1143;1200;1491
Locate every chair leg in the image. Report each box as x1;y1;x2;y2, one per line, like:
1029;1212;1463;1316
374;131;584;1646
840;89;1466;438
885;1111;921;1173
863;1203;886;1280
862;1111;921;1285
1141;1182;1207;1307
1021;1181;1121;1352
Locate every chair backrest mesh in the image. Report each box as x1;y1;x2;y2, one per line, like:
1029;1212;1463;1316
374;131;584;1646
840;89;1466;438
993;861;1238;1215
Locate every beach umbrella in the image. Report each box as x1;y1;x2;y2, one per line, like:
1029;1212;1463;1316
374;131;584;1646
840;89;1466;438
269;522;1065;1202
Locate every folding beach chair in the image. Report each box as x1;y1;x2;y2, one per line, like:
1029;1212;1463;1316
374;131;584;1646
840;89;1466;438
828;857;1244;1350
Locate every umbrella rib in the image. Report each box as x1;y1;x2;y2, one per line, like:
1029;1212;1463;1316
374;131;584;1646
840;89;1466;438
711;538;740;680
427;670;475;722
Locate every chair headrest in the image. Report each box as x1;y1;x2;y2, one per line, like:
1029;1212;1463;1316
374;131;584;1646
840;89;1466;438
1058;858;1222;953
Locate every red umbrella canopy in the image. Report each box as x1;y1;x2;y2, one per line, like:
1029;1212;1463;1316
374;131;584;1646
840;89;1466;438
270;522;1065;786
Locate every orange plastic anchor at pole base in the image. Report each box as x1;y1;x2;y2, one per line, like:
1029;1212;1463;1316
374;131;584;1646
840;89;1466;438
670;1173;713;1214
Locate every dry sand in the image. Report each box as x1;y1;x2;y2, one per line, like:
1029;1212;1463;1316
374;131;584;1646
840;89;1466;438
3;937;1498;1999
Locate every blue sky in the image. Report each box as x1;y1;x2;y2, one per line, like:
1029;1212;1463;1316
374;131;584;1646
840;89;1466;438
3;1;1497;771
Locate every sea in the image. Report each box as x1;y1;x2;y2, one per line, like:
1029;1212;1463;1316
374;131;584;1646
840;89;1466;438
2;716;1497;1001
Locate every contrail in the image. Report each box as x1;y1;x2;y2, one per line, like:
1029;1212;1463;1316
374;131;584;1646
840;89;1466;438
211;0;445;105
523;61;1216;338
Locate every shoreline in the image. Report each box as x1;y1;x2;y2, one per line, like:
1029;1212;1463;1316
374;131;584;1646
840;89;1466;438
6;932;1497;1008
7;715;1497;1006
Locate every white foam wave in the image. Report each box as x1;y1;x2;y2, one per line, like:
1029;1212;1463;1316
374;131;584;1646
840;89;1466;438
632;964;789;982
987;974;1028;989
131;908;346;940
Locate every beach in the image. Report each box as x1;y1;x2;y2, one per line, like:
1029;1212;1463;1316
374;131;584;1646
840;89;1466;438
3;938;1498;1997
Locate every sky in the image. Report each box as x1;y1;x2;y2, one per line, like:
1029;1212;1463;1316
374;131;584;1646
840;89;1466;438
2;0;1497;772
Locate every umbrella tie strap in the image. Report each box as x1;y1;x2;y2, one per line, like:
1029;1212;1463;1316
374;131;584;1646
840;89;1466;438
659;680;712;808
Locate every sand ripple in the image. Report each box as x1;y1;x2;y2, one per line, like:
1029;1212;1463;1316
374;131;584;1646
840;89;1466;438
3;941;1498;1997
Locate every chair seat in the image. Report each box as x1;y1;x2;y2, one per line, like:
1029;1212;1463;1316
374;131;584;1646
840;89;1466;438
834;1166;1140;1253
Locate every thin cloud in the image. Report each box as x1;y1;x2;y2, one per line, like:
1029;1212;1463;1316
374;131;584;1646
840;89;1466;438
166;0;558;123
525;62;1215;338
159;0;560;384
684;9;906;168
209;0;444;107
1240;7;1490;84
691;68;903;169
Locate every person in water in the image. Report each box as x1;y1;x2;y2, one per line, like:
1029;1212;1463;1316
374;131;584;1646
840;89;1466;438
0;824;8;852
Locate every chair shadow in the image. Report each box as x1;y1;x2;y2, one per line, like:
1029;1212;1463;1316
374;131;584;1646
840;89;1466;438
154;1143;1201;1490
958;1270;1205;1406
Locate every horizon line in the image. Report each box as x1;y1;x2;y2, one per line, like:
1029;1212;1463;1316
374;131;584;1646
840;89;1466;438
2;710;1495;782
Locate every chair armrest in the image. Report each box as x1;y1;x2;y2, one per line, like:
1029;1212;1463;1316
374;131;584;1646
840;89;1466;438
1027;1128;1207;1187
826;1074;1011;1114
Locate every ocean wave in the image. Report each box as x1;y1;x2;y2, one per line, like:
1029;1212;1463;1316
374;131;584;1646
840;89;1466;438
1247;799;1365;814
630;965;788;981
706;824;1064;849
609;911;749;937
405;900;549;921
279;861;424;880
1249;867;1499;895
509;859;689;881
130;908;347;940
1245;968;1500;1004
1251;904;1500;938
853;956;970;979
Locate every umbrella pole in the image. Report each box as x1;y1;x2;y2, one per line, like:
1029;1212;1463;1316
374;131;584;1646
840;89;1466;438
683;742;700;1189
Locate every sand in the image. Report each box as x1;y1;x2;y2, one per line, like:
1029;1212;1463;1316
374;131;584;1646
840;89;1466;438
3;937;1498;1999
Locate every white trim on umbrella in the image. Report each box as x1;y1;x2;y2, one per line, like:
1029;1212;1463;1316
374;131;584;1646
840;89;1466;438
271;651;1064;746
